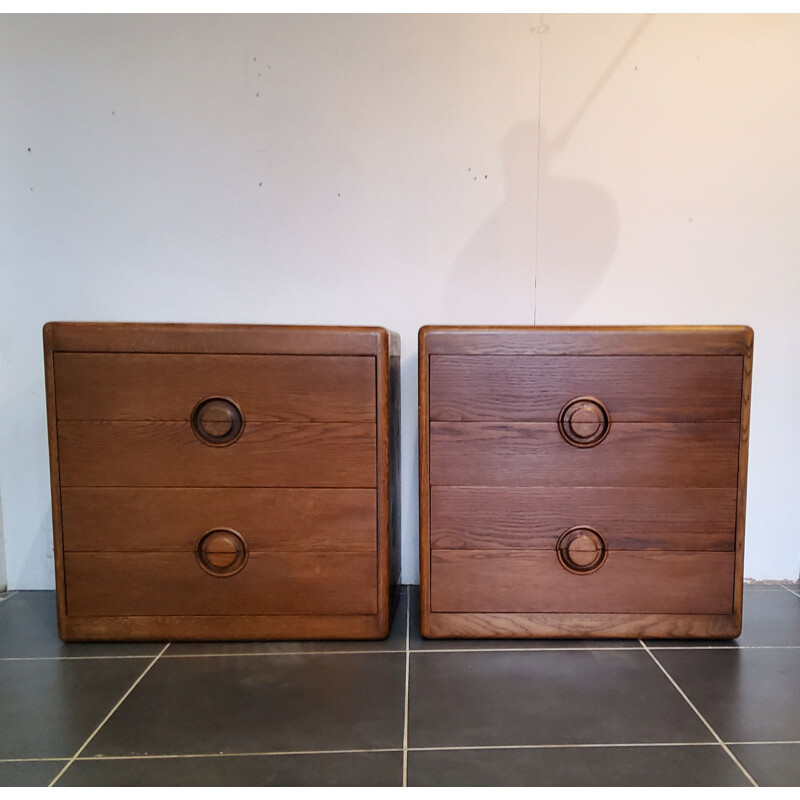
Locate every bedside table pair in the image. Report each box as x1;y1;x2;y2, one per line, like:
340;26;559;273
44;323;752;643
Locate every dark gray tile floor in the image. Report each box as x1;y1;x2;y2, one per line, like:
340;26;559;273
1;584;799;787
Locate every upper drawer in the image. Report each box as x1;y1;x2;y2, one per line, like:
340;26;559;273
429;355;742;422
57;421;376;488
53;353;376;422
430;422;740;488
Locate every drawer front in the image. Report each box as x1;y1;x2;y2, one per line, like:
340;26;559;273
64;551;377;617
431;487;737;551
429;355;742;423
61;487;376;553
54;353;376;422
429;422;740;488
57;421;376;487
431;550;735;615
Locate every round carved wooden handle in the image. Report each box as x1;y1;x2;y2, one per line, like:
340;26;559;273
196;529;248;577
558;396;610;447
556;526;608;574
191;397;244;446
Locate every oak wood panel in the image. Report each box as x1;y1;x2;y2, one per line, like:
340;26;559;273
430;487;737;551
421;325;753;356
61;488;377;553
45;322;385;356
64;551;377;617
424;612;741;640
734;327;754;629
60;612;390;642
430;355;742;422
42;326;69;632
375;329;400;638
58;421;376;488
418;329;432;637
430;422;740;488
54;353;376;422
431;550;735;615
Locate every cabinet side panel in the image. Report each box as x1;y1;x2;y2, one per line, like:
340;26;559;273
418;329;432;637
734;331;754;631
43;325;68;636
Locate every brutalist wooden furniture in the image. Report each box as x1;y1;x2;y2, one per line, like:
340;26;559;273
44;323;400;641
419;326;753;639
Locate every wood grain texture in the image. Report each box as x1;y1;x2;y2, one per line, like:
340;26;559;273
734;327;754;630
430;355;742;422
64;551;377;617
60;612;390;642
424;612;742;640
419;325;752;640
387;341;402;586
430;422;740;488
374;329;402;638
46;323;400;641
57;421;376;488
431;550;735;615
54;353;376;422
422;325;753;356
43;325;69;640
45;322;386;356
430;487;737;551
418;329;432;637
60;488;377;553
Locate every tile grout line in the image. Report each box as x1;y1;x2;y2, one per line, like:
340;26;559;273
409;741;720;752
409;646;645;654
13;738;800;767
47;642;171;787
10;643;800;663
639;639;758;787
402;591;411;787
10;739;800;765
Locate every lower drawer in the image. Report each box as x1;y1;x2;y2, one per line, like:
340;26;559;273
430;487;736;551
61;487;376;552
431;550;734;615
64;551;377;617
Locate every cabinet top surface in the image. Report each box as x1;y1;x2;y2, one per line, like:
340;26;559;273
44;322;398;357
420;325;753;356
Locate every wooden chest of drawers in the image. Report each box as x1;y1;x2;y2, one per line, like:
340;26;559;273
44;323;400;641
419;326;753;639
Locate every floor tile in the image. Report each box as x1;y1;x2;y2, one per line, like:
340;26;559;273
729;743;800;787
0;592;163;658
654;648;800;743
0;760;67;787
84;652;405;757
408;649;714;748
408;587;638;651
743;582;791;591
166;587;408;657
57;751;403;787
0;657;152;759
646;589;800;649
408;744;750;786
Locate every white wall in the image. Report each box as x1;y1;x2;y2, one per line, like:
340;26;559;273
0;498;6;593
1;13;798;589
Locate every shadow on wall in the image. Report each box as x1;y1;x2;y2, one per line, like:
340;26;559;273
442;120;619;324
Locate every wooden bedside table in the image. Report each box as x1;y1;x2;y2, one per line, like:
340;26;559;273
419;326;753;639
44;323;400;641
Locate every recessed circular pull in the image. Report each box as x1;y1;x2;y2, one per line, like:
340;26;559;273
556;526;608;574
558;396;610;447
196;528;248;577
191;397;244;446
